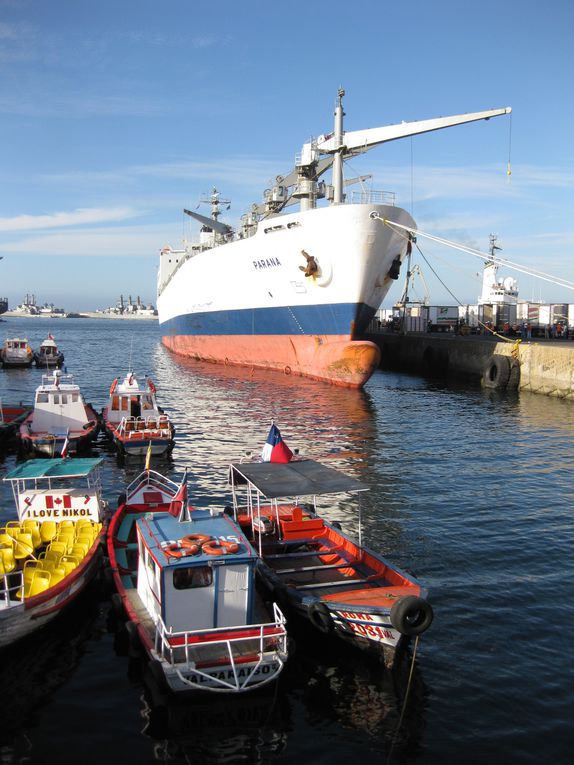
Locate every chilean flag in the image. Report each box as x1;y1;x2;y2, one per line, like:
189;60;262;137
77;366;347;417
261;423;293;464
168;470;190;522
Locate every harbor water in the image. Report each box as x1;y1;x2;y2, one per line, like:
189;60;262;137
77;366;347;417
0;317;573;764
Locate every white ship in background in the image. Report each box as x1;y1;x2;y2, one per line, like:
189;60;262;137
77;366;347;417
157;90;511;388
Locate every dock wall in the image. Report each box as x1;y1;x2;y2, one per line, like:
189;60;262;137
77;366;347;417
366;332;574;400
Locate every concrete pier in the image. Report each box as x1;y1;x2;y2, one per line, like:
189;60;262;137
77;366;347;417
366;331;574;400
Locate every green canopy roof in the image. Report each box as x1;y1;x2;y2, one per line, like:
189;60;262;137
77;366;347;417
3;458;104;482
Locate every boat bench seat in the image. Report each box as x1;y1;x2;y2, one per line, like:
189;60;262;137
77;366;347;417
279;507;324;539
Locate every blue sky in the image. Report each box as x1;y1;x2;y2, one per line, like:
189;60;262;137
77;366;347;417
0;0;573;310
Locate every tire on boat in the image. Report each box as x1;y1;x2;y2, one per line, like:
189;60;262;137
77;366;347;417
308;601;333;634
331;521;342;531
125;620;141;655
482;355;511;390
390;596;434;637
117;493;127;509
147;659;170;695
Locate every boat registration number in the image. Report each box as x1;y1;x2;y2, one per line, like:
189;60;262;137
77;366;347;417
336;611;395;641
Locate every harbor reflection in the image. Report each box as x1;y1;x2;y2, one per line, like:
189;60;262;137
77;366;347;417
0;588;101;758
280;623;427;760
139;665;288;763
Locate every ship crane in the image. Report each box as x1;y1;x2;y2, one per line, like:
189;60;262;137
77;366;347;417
249;92;511;220
397;264;431;308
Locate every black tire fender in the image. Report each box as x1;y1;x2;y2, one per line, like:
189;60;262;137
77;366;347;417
308;601;333;634
482;355;511;389
390;596;434;637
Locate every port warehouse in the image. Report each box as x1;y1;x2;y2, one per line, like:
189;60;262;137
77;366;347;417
376;302;574;335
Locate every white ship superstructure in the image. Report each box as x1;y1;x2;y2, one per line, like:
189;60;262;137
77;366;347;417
158;91;511;387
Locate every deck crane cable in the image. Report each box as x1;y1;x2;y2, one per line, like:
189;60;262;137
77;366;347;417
378;220;520;342
507;112;512;179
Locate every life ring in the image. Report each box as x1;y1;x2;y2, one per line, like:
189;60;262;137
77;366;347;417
181;534;212;549
202;539;240;556
147;379;156;393
390;596;434;637
163;542;200;558
110;378;118;395
308;601;333;634
482;355;511;390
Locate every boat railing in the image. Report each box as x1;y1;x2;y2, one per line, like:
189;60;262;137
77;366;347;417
41;372;75;387
349;189;396;205
126;469;180;501
0;570;23;607
153;603;288;692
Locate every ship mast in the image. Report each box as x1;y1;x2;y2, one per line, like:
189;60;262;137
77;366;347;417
332;88;345;204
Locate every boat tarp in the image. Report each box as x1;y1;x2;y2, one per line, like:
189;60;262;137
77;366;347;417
229;459;369;499
3;458;104;481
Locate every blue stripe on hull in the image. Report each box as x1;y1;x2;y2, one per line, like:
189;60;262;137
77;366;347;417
160;302;376;336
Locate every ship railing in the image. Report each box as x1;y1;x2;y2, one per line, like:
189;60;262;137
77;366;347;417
350;189;396;205
41;372;75;386
0;570;24;608
153;603;288;692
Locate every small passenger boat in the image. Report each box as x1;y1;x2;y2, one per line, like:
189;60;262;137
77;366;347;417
18;370;99;457
228;455;434;668
107;468;288;693
0;402;32;445
0;337;33;367
0;458;107;648
101;372;175;459
33;334;65;368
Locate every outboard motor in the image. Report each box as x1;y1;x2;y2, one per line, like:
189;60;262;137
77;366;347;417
252;515;274;535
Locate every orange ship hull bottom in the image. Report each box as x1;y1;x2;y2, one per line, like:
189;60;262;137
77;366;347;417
161;335;381;389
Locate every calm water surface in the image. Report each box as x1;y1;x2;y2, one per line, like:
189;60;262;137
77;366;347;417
0;317;573;764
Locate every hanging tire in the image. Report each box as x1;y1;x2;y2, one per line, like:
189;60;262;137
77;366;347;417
308;601;333;634
147;659;170;694
390;596;434;637
482;355;511;389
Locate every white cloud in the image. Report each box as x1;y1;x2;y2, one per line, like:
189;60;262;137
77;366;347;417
0;207;141;232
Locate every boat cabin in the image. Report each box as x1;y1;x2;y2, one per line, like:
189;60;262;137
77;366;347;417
106;373;167;429
135;510;256;634
30;372;91;435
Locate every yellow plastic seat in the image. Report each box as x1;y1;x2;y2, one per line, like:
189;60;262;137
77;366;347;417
28;569;51;597
16;560;41;599
39;549;63;566
60;520;75;529
43;560;66;586
76;535;93;552
47;541;68;557
39;521;58;543
56;530;75;552
0;531;14;549
70;543;87;560
60;554;80;575
22;520;42;549
5;522;22;539
0;545;16;575
14;532;34;560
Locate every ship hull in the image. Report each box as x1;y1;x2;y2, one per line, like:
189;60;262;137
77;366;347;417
158;202;416;388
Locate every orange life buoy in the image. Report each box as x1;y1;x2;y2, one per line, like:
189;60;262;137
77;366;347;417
163;542;200;558
110;378;118;395
181;534;212;549
148;379;156;393
202;539;240;556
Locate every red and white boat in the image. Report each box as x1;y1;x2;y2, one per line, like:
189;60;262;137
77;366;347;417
0;458;107;647
107;468;288;693
18;371;99;457
228;452;433;668
101;372;175;459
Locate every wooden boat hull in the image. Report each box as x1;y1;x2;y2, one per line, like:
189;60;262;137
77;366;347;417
18;405;99;457
242;509;432;668
0;534;103;649
102;421;174;458
108;499;287;694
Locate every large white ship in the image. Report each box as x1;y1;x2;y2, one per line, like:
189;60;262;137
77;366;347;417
157;91;510;388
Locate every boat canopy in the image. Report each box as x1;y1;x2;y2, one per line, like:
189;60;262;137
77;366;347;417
229;459;369;499
4;457;104;481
